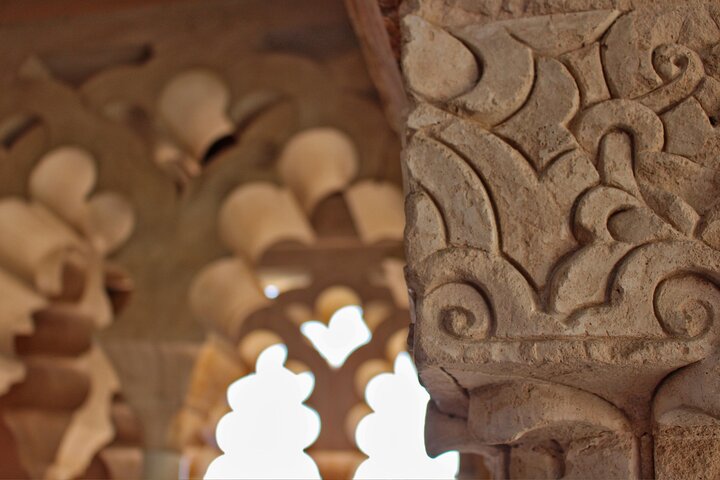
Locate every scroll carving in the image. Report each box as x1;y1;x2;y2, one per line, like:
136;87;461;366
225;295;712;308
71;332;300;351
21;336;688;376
401;1;720;477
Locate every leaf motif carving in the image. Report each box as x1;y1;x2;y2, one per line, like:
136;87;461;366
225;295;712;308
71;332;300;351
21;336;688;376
435;119;597;289
405;133;499;254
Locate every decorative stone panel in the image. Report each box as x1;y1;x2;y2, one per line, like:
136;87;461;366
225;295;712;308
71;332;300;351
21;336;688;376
401;1;720;477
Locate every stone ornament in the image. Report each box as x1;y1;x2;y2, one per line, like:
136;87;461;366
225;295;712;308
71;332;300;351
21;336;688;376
401;1;720;478
173;127;410;477
0;147;141;479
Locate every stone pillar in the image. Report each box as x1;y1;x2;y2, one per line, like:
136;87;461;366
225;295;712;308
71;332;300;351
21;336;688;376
400;1;720;478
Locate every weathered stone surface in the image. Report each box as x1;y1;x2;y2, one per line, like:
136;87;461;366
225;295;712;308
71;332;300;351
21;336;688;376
402;15;478;102
400;1;720;478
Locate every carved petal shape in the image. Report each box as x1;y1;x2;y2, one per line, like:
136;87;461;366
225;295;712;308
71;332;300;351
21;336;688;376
607;207;679;244
218;183;314;261
0;200;80;295
277;128;358;213
158;69;234;158
637;182;699;235
29;146;96;228
405;192;447;265
654;353;720;424
572;185;676;245
406;133;498;253
189;258;269;338
0;267;45;394
402;15;479;102
46;346;120;480
345;181;404;243
495;57;579;171
468;382;631;444
636;151;720;218
662;97;714;158
450;26;533;125
499;10;620;56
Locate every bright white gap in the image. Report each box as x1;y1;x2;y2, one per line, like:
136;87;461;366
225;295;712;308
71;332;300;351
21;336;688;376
300;305;371;369
354;351;460;479
263;284;280;299
206;309;458;479
205;344;321;479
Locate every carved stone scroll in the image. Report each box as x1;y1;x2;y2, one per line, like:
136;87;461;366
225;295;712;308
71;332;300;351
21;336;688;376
401;1;720;477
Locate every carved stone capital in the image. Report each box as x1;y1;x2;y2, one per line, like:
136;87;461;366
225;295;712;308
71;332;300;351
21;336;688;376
401;1;720;477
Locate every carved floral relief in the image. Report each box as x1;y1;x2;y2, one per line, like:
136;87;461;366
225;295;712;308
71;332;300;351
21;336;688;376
401;1;720;477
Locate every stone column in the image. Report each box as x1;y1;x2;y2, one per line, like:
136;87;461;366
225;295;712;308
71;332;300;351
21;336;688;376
400;1;720;478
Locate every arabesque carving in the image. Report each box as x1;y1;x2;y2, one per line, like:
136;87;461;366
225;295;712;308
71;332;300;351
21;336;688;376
401;1;720;477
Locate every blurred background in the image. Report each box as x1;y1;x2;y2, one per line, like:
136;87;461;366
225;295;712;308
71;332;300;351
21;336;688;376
0;1;461;478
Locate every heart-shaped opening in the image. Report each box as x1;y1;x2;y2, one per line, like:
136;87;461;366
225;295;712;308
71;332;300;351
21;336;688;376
300;305;371;369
